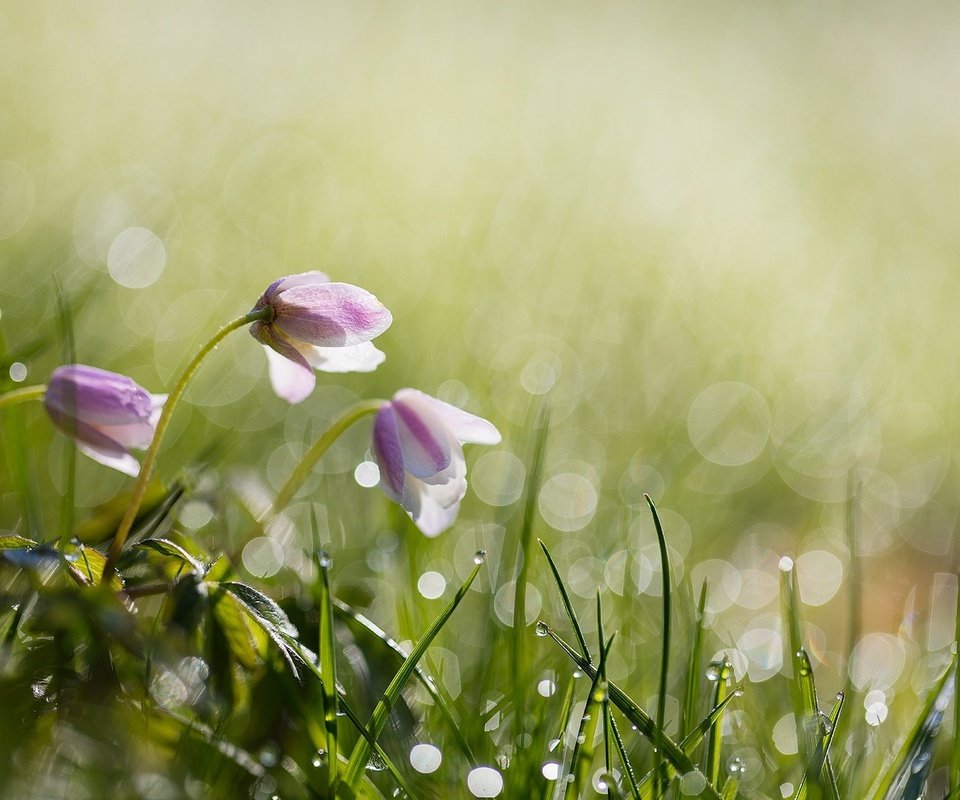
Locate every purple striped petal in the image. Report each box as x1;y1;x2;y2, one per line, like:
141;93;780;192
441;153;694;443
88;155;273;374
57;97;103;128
372;405;405;502
272;283;392;347
45;365;153;427
392;394;452;479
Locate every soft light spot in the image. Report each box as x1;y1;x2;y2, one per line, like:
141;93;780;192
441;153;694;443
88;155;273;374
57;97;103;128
8;362;27;382
354;460;380;488
467;766;503;797
242;537;285;578
537;679;557;698
520;358;557;394
679;770;707;795
541;762;560;781
179;500;213;530
850;634;906;691
538;472;598;532
772;713;798;755
796;550;843;606
865;701;888;726
107;226;166;288
409;744;442;774
494;581;542;626
417;571;446;600
778;556;794;572
472;450;526;507
687;381;770;466
780;784;795;798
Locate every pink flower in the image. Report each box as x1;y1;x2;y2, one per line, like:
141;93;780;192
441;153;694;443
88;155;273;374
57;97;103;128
250;271;392;404
44;365;166;476
371;389;501;537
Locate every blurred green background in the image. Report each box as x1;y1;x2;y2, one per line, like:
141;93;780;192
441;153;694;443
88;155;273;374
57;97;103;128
2;0;959;779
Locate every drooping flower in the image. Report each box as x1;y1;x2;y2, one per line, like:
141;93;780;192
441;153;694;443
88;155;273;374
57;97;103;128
371;389;501;537
43;365;166;477
250;271;392;404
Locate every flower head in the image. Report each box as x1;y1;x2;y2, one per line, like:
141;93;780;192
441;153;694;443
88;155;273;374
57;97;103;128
44;365;166;476
250;271;392;403
371;389;501;536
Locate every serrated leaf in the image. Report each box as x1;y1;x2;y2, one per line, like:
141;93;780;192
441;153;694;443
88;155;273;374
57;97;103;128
219;581;298;637
137;538;207;574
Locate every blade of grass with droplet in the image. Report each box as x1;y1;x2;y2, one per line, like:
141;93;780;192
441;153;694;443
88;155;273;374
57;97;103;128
609;714;640;800
342;560;482;794
704;659;732;786
541;675;578;800
793;691;843;800
544;625;723;800
332;596;477;767
565;635;614;800
720;776;739;799
681;579;708;740
539;538;591;662
868;656;955;800
316;550;339;795
645;494;672;800
639;677;743;799
597;592;615;800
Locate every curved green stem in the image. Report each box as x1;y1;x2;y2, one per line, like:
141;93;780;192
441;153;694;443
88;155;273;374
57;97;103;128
0;384;46;410
268;399;385;518
102;309;271;583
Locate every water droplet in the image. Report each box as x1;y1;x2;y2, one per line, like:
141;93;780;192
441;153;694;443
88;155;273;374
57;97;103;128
496;751;510;769
317;551;333;569
911;751;932;774
366;751;387;772
572;670;583;679
311;749;327;768
819;713;833;734
535;621;549;637
473;550;487;565
547;738;561;752
727;757;745;775
733;688;744;698
705;661;722;681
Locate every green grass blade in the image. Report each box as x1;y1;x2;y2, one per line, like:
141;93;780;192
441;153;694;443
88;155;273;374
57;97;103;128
511;403;550;749
645;495;672;800
544;625;723;800
639;676;743;798
565;635;614;800
53;279;76;548
332;596;477;767
869;657;956;800
681;579;708;739
720;775;740;799
952;580;960;798
609;713;640;800
704;659;732;786
539;538;591;662
793;691;844;800
342;560;483;793
317;549;339;796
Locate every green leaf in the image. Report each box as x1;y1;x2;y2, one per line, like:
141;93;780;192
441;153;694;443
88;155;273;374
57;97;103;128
219;581;297;637
317;551;339;796
566;635;614;800
646;494;672;800
0;535;36;549
682;579;709;739
137;537;207;574
341;560;483;795
539;538;591;662
209;585;260;671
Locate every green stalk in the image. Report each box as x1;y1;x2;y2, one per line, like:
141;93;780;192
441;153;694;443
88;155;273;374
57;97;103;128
269;399;384;516
646;495;672;800
102;309;270;582
0;384;46;409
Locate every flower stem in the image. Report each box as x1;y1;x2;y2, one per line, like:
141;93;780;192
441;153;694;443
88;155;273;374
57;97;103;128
102;309;271;583
0;384;46;410
268;399;385;518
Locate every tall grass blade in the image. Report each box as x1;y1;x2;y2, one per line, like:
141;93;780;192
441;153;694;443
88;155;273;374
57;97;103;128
332;597;477;767
316;549;339;796
543;676;579;800
609;714;640;800
539;538;591;662
952;580;960;798
681;579;708;739
869;657;955;800
720;776;740;799
565;635;614;800
793;691;844;800
645;495;672;800
512;403;550;752
704;659;732;786
544;625;723;800
53;279;76;548
342;560;482;794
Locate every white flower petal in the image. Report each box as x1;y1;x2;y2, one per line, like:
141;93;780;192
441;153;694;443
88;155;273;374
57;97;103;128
396;389;501;445
275;271;330;293
303;341;386;374
403;476;463;537
77;443;141;477
263;345;316;404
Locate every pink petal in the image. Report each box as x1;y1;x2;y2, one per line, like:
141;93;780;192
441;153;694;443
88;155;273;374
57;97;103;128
97;420;157;450
275;271;330;293
272;283;393;347
263;345;316;404
303;341;386;374
372;405;405;502
396;389;501;445
392;395;452;479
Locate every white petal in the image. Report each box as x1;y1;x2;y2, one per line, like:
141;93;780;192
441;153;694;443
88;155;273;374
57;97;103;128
403;476;463;537
263;345;316;404
98;421;157;450
396;389;501;445
149;394;167;427
303;341;386;374
77;443;141;477
275;271;330;293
